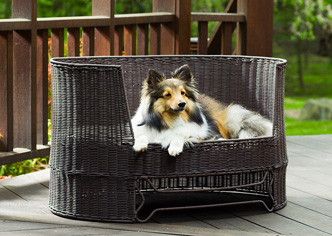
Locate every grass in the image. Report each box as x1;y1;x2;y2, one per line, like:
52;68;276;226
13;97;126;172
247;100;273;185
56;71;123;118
282;55;332;136
285;116;332;136
284;97;332;136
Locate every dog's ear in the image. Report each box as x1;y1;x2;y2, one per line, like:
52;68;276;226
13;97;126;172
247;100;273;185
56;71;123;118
146;69;165;88
171;64;194;84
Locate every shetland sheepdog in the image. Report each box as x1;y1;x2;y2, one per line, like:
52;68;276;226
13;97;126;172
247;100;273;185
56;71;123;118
131;65;272;156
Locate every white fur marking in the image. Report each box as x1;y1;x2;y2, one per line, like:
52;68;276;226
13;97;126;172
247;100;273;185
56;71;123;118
133;135;149;152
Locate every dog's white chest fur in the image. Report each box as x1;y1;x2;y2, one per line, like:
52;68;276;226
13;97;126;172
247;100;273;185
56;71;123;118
131;104;210;156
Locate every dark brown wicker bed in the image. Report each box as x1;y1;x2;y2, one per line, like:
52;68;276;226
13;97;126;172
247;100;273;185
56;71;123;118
49;55;288;222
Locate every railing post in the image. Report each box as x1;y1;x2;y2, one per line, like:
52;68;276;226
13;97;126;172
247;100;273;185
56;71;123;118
92;0;114;56
237;0;273;56
12;0;37;150
153;0;191;55
175;0;191;54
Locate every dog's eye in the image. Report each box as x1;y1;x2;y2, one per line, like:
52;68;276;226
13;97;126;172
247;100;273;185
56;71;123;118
181;91;185;95
165;93;171;97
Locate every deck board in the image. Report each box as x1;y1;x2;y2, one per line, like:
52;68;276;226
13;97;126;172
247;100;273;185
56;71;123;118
1;135;332;236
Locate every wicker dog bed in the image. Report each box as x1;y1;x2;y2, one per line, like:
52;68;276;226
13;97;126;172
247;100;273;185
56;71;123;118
49;55;287;222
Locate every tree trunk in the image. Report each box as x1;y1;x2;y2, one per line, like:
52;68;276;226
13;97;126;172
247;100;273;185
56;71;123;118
297;39;305;91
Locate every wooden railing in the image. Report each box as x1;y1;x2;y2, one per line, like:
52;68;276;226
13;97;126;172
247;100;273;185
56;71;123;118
0;0;273;165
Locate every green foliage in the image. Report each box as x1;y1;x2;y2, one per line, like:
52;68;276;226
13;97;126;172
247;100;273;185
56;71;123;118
275;0;332;41
0;0;152;18
0;157;49;177
192;0;228;13
0;0;11;18
37;0;92;17
115;0;151;14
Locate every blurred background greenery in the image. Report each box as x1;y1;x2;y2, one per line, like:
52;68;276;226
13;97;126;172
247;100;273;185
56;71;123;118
0;0;332;176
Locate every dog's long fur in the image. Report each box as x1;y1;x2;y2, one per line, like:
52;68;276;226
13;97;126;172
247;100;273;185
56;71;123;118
131;65;272;156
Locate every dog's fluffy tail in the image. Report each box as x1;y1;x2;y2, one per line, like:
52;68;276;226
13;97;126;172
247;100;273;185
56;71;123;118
224;104;273;139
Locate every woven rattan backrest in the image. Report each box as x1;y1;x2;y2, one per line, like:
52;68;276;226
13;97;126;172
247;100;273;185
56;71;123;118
51;55;286;124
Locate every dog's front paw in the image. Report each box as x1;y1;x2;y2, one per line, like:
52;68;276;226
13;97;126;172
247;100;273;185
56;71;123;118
168;141;184;157
133;136;149;152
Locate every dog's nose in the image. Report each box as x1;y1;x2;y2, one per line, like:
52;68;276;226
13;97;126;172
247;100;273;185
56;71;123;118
178;101;186;109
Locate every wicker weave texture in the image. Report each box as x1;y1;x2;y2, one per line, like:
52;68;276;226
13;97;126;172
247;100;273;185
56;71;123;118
49;55;287;222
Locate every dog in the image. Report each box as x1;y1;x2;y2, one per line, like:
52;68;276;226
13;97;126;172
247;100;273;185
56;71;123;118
131;64;273;156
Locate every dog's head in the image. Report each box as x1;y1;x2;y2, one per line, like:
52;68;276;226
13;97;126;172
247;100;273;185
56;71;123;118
144;64;198;115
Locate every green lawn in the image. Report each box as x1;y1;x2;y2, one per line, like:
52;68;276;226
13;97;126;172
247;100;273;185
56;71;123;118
285;116;332;136
277;53;332;136
284;97;332;136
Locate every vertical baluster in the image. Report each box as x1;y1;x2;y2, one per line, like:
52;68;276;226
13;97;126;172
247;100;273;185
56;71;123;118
236;21;246;55
0;31;13;152
95;27;111;56
160;22;174;55
51;28;64;57
137;24;148;55
114;25;124;56
124;24;136;55
67;28;80;57
198;21;208;55
36;29;49;145
82;27;95;56
150;23;160;55
221;22;233;55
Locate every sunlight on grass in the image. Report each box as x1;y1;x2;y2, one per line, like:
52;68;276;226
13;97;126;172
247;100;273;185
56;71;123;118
285;117;332;136
284;97;332;136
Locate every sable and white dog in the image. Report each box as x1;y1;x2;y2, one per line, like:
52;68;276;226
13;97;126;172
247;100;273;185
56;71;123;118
131;65;272;156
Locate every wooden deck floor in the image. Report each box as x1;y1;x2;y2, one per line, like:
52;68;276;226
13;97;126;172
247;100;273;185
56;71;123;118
1;135;332;236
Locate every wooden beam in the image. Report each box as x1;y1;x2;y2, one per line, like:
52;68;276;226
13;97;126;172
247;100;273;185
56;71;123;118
115;13;174;25
191;13;245;22
37;16;110;29
0;19;31;31
0;145;50;166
